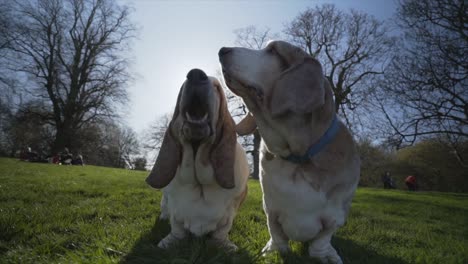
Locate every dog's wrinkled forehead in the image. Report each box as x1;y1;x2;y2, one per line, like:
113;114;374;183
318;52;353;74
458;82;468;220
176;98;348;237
265;40;309;65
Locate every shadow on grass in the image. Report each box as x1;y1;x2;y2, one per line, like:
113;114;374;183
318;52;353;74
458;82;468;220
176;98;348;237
269;237;407;264
333;237;406;264
121;215;406;264
120;214;261;264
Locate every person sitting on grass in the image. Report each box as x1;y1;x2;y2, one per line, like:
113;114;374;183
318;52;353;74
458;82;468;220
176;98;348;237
51;154;60;164
19;147;39;162
405;175;417;191
72;154;84;166
60;148;73;165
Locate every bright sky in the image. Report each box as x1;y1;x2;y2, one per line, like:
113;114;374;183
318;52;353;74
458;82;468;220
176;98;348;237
121;0;397;134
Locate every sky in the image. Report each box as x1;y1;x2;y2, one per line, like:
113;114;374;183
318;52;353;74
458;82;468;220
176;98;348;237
120;0;397;134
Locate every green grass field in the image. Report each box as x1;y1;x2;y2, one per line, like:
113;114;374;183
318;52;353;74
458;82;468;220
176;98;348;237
0;157;467;264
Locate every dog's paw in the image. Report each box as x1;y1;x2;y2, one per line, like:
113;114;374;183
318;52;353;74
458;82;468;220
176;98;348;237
157;234;179;249
314;254;343;264
211;238;238;252
309;245;343;264
261;239;289;256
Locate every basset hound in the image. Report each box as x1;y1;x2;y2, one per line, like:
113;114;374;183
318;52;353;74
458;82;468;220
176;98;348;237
146;69;249;251
219;41;360;263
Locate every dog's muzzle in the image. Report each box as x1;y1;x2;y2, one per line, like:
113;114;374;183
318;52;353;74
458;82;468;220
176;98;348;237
180;69;215;141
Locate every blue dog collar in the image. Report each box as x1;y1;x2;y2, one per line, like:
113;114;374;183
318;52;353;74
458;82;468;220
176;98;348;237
282;116;340;164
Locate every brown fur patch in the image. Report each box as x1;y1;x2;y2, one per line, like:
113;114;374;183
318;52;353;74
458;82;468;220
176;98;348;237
210;82;237;189
146;89;184;189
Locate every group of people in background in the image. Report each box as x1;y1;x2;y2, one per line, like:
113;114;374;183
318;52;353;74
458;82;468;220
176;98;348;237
382;171;417;191
19;147;84;166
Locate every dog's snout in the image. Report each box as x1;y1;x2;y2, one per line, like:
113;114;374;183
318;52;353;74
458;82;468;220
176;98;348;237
218;47;232;57
187;68;208;83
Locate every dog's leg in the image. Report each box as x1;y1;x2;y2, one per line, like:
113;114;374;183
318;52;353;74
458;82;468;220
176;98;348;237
210;208;238;251
158;217;186;249
262;211;290;255
308;226;342;264
159;190;169;220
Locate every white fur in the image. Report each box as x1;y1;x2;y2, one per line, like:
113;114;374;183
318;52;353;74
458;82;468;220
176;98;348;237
260;146;358;255
158;142;249;250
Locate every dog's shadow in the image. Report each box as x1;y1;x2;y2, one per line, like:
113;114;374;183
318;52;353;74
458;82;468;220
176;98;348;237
120;215;259;264
121;216;406;264
274;237;407;264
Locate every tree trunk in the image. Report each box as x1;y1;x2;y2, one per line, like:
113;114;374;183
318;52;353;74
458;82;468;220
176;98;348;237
252;130;261;179
52;121;75;154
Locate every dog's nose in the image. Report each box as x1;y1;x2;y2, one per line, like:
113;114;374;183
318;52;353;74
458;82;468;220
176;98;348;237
218;47;232;57
187;68;208;82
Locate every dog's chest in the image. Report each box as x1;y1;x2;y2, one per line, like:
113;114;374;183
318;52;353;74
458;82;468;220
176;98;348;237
167;182;232;236
167;142;233;236
261;159;327;210
261;159;343;241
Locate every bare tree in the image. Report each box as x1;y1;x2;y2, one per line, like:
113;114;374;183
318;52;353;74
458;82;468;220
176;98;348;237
132;157;147;171
284;4;395;132
230;25;277;179
0;2;17;107
233;25;278;50
0;2;11;51
77;121;140;168
1;101;55;157
142;113;172;165
4;0;135;153
116;126;140;169
378;0;467;163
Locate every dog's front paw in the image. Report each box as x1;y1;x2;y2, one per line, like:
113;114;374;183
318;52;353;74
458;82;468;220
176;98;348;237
157;234;180;249
314;254;343;264
309;245;343;264
261;238;289;256
210;238;238;252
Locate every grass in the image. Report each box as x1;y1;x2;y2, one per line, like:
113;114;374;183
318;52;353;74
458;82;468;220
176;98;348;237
0;157;467;264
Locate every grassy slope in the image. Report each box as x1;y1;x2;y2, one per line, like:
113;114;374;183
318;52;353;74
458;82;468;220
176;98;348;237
0;157;467;264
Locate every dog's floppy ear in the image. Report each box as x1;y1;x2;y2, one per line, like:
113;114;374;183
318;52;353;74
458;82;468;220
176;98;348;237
146;89;183;189
268;41;325;117
270;58;325;117
236;112;257;136
211;80;236;189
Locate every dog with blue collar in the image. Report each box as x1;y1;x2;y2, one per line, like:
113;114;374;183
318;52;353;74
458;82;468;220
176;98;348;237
220;40;360;264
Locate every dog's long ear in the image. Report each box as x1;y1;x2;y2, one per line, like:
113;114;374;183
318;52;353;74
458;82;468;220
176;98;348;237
270;58;325;117
236;112;257;136
269;42;325;117
211;80;236;189
146;89;183;189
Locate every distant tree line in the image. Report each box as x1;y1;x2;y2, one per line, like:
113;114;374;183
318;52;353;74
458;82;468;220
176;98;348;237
0;0;146;170
358;138;468;193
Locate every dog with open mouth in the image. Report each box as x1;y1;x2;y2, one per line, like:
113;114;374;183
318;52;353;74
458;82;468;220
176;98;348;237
219;41;360;263
146;69;249;251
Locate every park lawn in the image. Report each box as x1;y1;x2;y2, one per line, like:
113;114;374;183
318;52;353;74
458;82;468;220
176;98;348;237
0;157;467;264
